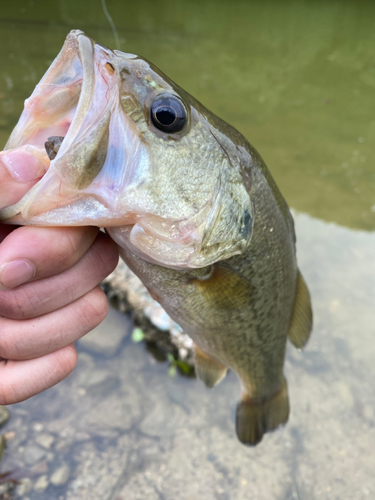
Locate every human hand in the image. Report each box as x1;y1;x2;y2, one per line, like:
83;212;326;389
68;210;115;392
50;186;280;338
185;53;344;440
0;149;119;404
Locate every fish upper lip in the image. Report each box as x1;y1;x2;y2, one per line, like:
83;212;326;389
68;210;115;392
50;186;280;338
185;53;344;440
56;31;95;157
5;29;118;159
0;30;131;224
0;30;153;228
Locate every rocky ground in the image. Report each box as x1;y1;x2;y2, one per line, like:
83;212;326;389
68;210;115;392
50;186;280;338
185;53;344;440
101;260;195;368
0;213;374;500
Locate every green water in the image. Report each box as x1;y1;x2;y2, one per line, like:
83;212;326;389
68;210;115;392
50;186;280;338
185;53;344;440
0;0;374;230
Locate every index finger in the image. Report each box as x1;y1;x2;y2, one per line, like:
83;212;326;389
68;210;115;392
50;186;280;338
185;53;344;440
0;225;100;291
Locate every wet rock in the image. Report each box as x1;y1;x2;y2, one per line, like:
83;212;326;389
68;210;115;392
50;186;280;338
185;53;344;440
139;403;185;438
33;422;44;432
362;405;374;421
29;460;48;475
0;406;10;428
36;433;55;449
46;452;55;463
84;369;113;388
0;435;6;462
82;392;138;432
103;260;194;364
337;382;354;408
34;474;49;493
23;445;46;465
0;481;16;496
87;375;120;397
50;464;70;486
74;353;120;396
3;431;15;442
16;478;32;497
77;368;119;397
78;306;131;356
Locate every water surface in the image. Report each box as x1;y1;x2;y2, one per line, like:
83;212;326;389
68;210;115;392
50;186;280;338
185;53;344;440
1;0;374;230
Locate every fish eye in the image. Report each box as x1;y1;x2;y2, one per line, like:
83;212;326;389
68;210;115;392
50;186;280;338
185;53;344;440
151;94;186;133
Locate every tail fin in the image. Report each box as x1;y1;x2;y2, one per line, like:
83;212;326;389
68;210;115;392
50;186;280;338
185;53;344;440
236;378;289;445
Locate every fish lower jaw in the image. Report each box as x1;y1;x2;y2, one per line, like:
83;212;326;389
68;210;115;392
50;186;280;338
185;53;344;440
108;221;227;271
107;223;200;270
0;186;136;227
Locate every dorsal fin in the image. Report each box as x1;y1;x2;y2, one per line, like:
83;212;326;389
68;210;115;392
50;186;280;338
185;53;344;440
288;270;313;349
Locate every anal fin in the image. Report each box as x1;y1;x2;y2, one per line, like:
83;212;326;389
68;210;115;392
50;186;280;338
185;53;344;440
288;270;313;349
236;378;289;446
193;344;228;388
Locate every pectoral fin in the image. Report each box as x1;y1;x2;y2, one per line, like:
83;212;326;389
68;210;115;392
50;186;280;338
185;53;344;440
236;378;289;446
288;270;313;349
193;263;253;310
193;344;228;388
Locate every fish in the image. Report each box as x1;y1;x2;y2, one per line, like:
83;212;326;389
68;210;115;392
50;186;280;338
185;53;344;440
0;30;312;445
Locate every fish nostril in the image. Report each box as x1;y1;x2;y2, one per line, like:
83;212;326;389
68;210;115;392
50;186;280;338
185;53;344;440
105;62;115;75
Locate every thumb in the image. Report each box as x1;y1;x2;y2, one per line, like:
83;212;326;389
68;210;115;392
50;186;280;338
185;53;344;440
0;147;48;209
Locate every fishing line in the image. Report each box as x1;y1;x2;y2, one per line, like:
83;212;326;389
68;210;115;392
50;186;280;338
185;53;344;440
101;0;120;50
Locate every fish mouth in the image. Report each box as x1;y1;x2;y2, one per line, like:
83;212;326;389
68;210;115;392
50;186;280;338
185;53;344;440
0;30;141;227
0;30;253;269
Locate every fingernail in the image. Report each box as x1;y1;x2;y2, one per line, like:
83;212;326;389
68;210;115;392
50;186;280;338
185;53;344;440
0;260;36;290
1;150;46;183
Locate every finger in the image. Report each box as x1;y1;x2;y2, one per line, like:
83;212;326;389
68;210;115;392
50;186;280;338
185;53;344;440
0;225;100;290
0;344;77;405
0;286;108;360
0;231;118;319
0;149;47;208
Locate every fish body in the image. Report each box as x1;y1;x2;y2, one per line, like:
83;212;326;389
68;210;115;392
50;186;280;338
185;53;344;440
0;31;312;445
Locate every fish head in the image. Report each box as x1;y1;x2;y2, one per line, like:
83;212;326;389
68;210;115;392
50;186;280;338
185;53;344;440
0;30;253;269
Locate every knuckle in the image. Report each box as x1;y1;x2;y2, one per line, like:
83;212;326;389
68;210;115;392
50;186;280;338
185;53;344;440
89;236;119;278
59;284;76;307
55;345;78;377
0;376;18;405
0;334;12;360
0;297;25;321
61;229;85;266
0;288;38;320
0;291;24;319
61;227;98;267
0;319;22;360
79;289;108;331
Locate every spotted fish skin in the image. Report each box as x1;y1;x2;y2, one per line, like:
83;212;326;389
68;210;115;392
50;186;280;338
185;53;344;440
117;125;310;445
0;30;312;445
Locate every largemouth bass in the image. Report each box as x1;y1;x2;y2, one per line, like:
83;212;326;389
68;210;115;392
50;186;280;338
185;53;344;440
0;30;312;445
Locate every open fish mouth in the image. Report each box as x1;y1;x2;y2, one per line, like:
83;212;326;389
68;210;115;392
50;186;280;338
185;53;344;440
0;30;142;227
0;30;254;269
